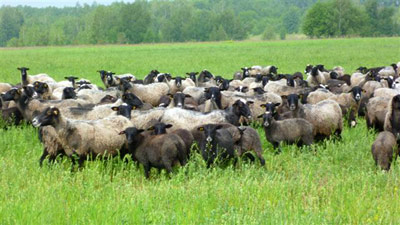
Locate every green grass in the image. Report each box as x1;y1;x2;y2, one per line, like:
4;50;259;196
1;38;400;224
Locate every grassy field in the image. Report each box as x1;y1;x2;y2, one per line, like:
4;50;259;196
1;38;400;224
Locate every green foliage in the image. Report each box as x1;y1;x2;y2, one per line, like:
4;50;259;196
1;39;400;223
262;26;277;40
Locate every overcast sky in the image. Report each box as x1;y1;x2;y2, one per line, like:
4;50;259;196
1;0;135;8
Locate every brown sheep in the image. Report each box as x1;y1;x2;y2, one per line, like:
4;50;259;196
384;95;400;137
371;131;398;171
236;126;265;166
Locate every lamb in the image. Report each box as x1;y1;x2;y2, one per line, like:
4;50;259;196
197;124;236;168
384;95;400;138
147;122;194;158
32;107;133;167
371;131;398;171
258;107;314;152
120;79;169;106
17;67;56;86
236;126;265;166
119;126;187;178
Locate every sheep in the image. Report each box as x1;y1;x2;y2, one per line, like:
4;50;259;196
197;124;236;168
147;122;194;158
378;64;398;78
76;88;121;105
384;95;400;138
17;67;56;86
1;107;23;127
250;65;278;76
37;126;64;166
161;99;253;131
0;83;12;93
182;86;206;104
350;71;367;87
165;92;195;109
120;79;169;107
306;66;327;87
258;107;314;152
236;126;265;165
366;96;390;131
371;131;398;171
170;76;195;93
144;70;160;84
306;88;335;104
118;107;166;130
32;106;133;167
119;126;187;178
275;94;343;139
373;88;400;99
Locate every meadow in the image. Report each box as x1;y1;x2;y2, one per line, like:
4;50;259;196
0;38;400;224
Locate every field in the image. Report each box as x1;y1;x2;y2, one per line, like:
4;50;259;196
0;38;400;224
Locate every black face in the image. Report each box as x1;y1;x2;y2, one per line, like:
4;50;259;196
122;93;144;108
235;86;248;93
33;81;49;94
260;102;280;115
120;79;132;92
149;70;160;76
232;100;253;119
253;87;265;95
112;104;134;119
304;65;313;74
219;79;230;91
392;95;400;110
316;64;325;72
330;71;338;79
186;72;198;82
97;70;107;80
311;66;319;76
269;66;278;75
106;72;116;85
120;127;144;145
205;87;221;103
175;76;183;88
173;92;189;108
386;77;394;89
241;67;250;78
32;107;60;127
286;76;295;87
350;86;362;102
356;67;367;74
64;76;79;87
148;122;173;135
2;88;21;101
18;67;29;80
62;87;76;99
391;63;398;71
255;74;263;82
286;94;299;111
215;76;224;84
262;77;269;87
201;70;213;79
198;124;223;143
260;112;273;127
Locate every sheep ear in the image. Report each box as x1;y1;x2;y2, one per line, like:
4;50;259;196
64;77;69;79
194;72;199;75
137;129;144;133
362;89;367;93
247;101;254;105
53;109;59;115
197;126;204;131
115;77;120;81
17;89;22;94
260;104;266;108
165;124;173;129
131;106;137;110
147;126;154;131
111;106;119;111
185;94;192;98
274;102;281;107
238;127;247;133
185;72;190;75
118;131;125;135
257;114;264;118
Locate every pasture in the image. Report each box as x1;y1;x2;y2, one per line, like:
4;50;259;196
1;38;400;224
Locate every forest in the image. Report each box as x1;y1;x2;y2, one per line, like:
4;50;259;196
0;0;399;47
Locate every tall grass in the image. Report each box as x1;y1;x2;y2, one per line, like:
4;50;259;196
0;38;399;224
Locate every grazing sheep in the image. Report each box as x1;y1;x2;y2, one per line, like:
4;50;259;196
17;67;56;86
32;107;133;167
371;131;398;171
121;79;169;107
384;95;400;138
258;108;314;152
197;124;236;168
119;126;187;178
236;126;265;165
366;96;390;131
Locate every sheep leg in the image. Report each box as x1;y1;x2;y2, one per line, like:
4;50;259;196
254;151;266;166
39;148;49;167
142;162;151;179
272;142;281;154
348;109;357;127
243;152;255;162
78;155;86;168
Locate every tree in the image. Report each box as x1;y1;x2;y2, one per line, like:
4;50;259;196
0;7;24;46
120;2;151;44
282;6;301;34
302;2;335;38
209;25;228;41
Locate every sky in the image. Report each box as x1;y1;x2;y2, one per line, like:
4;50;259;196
0;0;135;8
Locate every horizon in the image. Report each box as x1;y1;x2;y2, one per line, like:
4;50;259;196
0;0;135;8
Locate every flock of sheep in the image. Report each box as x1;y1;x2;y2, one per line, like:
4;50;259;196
0;62;399;178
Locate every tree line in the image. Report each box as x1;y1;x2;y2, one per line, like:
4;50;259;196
0;0;399;47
